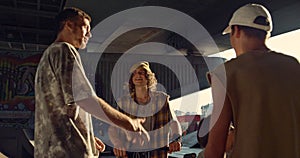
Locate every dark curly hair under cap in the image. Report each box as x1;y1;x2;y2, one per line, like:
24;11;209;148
128;61;157;97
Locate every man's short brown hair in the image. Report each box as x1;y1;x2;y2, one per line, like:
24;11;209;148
231;25;268;40
55;7;91;34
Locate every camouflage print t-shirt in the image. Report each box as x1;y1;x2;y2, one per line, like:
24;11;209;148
34;42;99;158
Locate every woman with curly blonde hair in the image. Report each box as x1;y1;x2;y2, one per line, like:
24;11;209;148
128;61;157;99
109;61;182;158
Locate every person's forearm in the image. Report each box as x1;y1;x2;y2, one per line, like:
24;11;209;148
170;120;182;141
97;97;134;130
170;120;182;134
76;96;133;131
204;144;225;158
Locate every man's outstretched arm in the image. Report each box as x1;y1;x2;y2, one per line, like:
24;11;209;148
77;96;149;141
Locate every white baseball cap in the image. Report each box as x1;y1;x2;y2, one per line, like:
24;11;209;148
223;3;273;35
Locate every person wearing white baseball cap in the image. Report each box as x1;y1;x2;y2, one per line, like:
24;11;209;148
203;3;300;158
222;3;272;35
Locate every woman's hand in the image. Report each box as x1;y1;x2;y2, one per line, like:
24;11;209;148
168;141;181;153
94;137;105;152
113;143;128;158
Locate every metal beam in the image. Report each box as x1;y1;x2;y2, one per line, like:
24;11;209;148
8;42;12;49
0;6;57;18
13;0;17;7
0;39;51;46
17;0;61;9
37;0;41;10
0;39;50;48
1;25;54;35
59;0;66;11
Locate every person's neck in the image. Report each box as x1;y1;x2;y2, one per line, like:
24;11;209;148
55;36;80;50
135;86;149;99
237;39;269;56
134;86;150;105
55;35;69;44
55;32;76;48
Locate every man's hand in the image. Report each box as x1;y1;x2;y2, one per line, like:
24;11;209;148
95;137;105;152
127;117;150;144
168;141;181;153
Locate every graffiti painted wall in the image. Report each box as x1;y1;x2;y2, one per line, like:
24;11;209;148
0;51;42;129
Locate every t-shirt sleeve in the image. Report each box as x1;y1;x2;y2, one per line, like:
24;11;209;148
50;43;96;105
71;52;96;102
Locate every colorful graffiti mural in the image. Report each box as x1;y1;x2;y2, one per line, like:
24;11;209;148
0;51;42;129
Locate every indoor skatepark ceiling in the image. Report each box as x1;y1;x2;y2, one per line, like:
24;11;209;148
0;0;299;53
